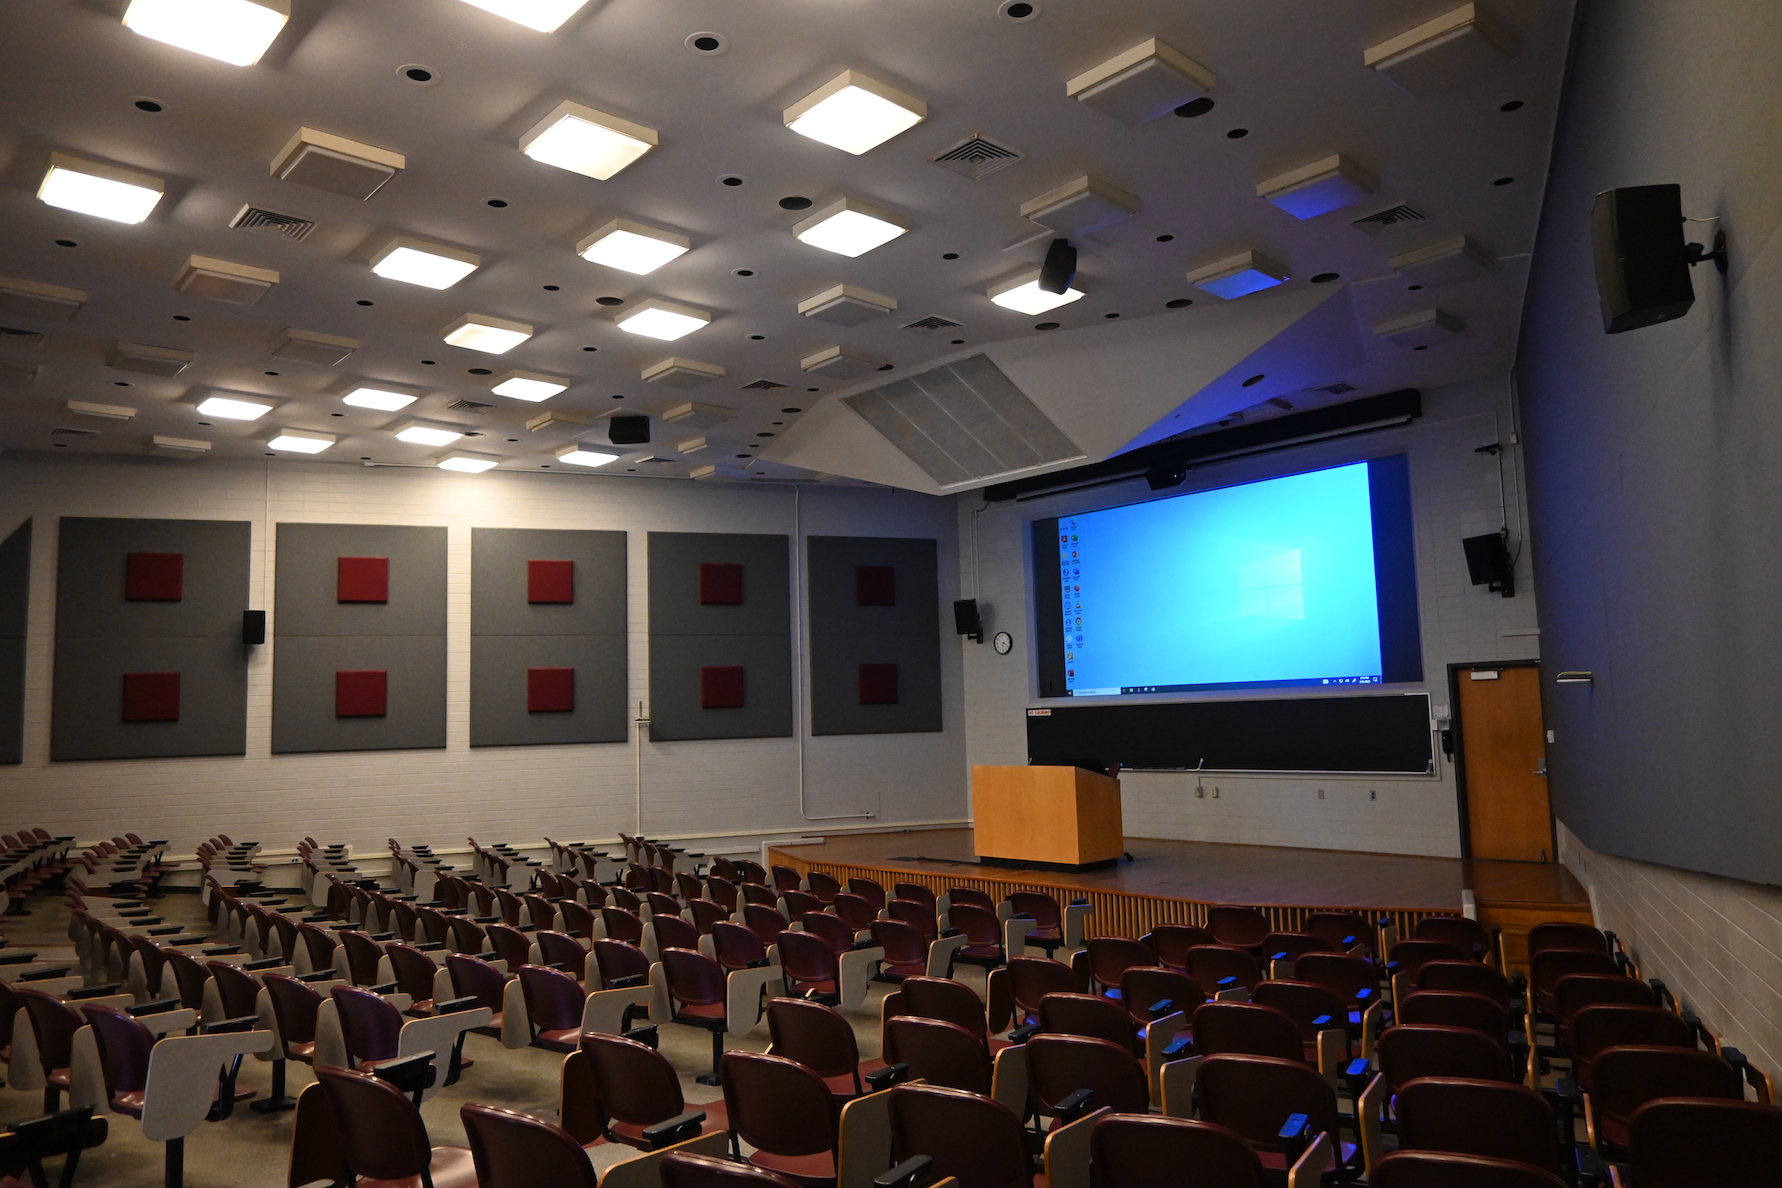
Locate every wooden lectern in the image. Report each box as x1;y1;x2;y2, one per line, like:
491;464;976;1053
972;765;1125;872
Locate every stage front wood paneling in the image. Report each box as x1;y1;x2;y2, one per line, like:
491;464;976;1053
770;829;1593;956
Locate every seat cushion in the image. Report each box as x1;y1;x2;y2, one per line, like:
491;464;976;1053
677;1001;727;1021
536;1028;581;1052
111;1090;146;1118
288;1041;317;1062
749;1150;836;1186
1256;1139;1357;1173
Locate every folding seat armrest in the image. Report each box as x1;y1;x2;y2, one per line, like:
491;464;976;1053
1162;1033;1194;1059
202;1016;259;1034
244;958;283;972
1279;1113;1311;1169
370;933;396;942
169;937;211;947
369;981;400;995
642;1111;708;1151
1720;1047;1776;1103
415;942;446;952
297;971;334;983
1342;1057;1371;1102
68;983;124;999
128;998;184;1016
874;1155;935;1188
865;1063;911;1092
622;1024;659;1048
17;964;75;981
609;973;647;989
371;1051;436;1103
1055;1088;1096;1124
1008;1021;1042;1044
202;946;241;956
1575;1144;1606;1187
435;997;479;1014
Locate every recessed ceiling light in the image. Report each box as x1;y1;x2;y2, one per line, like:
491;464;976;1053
38;154;163;224
988;270;1085;315
395;421;464;446
400;65;438;85
614;298;711;341
122;0;289;66
455;0;591;32
557;444;621;467
197;393;275;420
793;198;908;258
371;237;481;289
576;218;690;275
340;382;421;411
490;370;569;401
437;451;499;473
685;31;727;54
442;313;532;354
267;428;334;454
784;70;926;155
520;100;657;180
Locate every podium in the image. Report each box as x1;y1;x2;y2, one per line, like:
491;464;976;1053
972;765;1124;872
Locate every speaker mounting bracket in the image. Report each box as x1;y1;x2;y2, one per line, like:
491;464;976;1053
1685;229;1728;275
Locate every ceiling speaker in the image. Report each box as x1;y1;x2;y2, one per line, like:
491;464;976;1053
1039;239;1077;295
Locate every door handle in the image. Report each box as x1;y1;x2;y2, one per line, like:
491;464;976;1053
1533;756;1548;777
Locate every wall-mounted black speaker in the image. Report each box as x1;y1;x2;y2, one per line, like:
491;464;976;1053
1462;533;1514;598
607;415;650;446
241;609;266;645
953;598;983;643
1039;238;1077;295
1592;184;1694;333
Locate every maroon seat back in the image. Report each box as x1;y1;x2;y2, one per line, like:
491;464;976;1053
653;914;701;954
1415;916;1493;961
830;894;876;932
609;886;643;913
782;890;824;919
800;912;856;956
734;860;768;886
264;972;322;1046
1196;1054;1341;1163
662;948;726;1010
712;921;768;972
946;887;995;912
741;883;779;908
298;923;339;970
744;904;791;946
1296;951;1380;1008
208;960;263;1018
518;964;586;1032
1418;960;1514;1009
1554;973;1655;1023
1092;1113;1263;1188
897;977;987;1043
869;919;928;975
1369;1150;1567;1188
1208;906;1271;951
417;907;453;947
1185;945;1265;996
1025;1033;1150;1115
771;866;802;893
721;1051;839;1157
523;894;557;933
1572;1005;1693;1086
386;943;439;1003
1040;992;1139;1052
1526;922;1607;958
882;1016;992;1094
1009;891;1062;933
662;1155;799;1188
689;900;728;936
1304;911;1375;956
1377;1024;1511;1089
1396;1076;1558;1170
83;1004;154;1099
706;877;740;912
1400;990;1511;1044
163;946;211;1009
597;908;644;946
1192;1001;1305;1062
887;1084;1030;1188
893;883;936;912
580;1031;688;1129
1263;932;1332;963
314;1065;435;1182
1007;956;1081;1016
331;984;403;1064
486;923;534;969
447;954;508;1011
1144;924;1216;971
1625;1098;1782;1188
1121;966;1203;1024
464;1097;599;1188
766;997;860;1080
1592;1046;1742;1136
646;891;683;920
537;930;590;974
677;873;707;903
1086;936;1154;991
339;931;384;986
593;939;650;988
1388;940;1469;984
1251;980;1347;1043
776;930;839;991
846;878;886;911
887;899;938;941
806;871;841;904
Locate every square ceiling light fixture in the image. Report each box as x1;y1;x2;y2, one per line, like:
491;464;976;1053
1374;307;1464;348
0;275;87;322
267;428;334;454
152;435;211;457
271;128;404;200
271;328;359;365
371;237;481;289
801;345;889;380
122;0;289;66
174;255;279;304
521;100;657;180
614;298;710;341
793;198;908;258
196;392;275;420
1020;176;1142;237
1187;250;1289;299
338;381;423;411
489;370;570;401
1390;235;1496;286
1366;3;1517;97
642;357;725;389
395;421;465;446
442;313;533;354
988;270;1086;316
1258;154;1379;220
68;401;135;422
577;218;689;274
456;0;592;33
556;443;621;467
784;69;927;155
1067;38;1215;126
109;342;193;376
798;283;898;327
437;451;499;473
38;154;164;224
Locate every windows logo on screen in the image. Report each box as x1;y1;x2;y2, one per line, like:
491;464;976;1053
1238;549;1305;620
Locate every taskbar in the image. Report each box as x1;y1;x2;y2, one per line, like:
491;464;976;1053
1062;675;1385;696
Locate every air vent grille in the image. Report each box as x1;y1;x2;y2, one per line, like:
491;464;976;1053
0;326;45;347
1305;381;1361;395
844;353;1081;488
901;315;965;331
51;426;98;436
445;398;496;413
1349;204;1427;235
929;134;1022;181
230;205;317;242
740;379;787;390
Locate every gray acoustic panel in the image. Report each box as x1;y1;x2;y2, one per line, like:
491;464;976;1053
648;532;790;638
274;524;446;637
648;635;794;741
470;528;626;638
469;636;629;747
808;536;944;736
51;637;248;760
271;636;447;754
52;517;250;761
0;520;27;765
58;518;250;638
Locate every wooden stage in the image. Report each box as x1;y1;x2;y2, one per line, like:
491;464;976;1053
769;829;1592;967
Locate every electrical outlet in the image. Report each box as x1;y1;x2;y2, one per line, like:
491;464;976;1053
1370;789;1377;801
1317;788;1325;799
1211;787;1219;798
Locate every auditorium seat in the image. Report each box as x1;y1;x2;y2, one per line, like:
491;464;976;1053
677;872;708;904
1208;907;1272;956
689;900;729;936
896;977;995;1049
1569;1004;1694;1089
711;922;770;974
799;912;859;957
1418;960;1517;1013
1586;1046;1744;1152
446;954;508;1033
868;920;929;981
735;861;769;886
1387;940;1469;1011
663;1151;800;1188
1250;980;1351;1066
829;893;877;935
766;996;885;1100
1526;923;1609;959
742;883;780;909
662;947;731;1084
775;931;840;1005
1007;956;1083;1026
1085;937;1153;997
1196;1054;1358;1177
463;1102;600;1188
654;914;702;958
594;939;651;990
721;1051;841;1185
1393;1076;1559;1173
14;988;82;1111
1026;1032;1150;1123
1368;1150;1565;1188
537;930;594;983
945;887;996;913
1040;992;1141;1053
1143;924;1215;972
1623;1097;1782;1187
846;878;886;912
387;942;442;1012
1120;966;1203;1032
887;899;939;943
1529;950;1624;1016
1092;1112;1266;1188
1007;892;1066;957
565;1031;728;1149
782;891;824;921
1304;912;1376;958
648;891;686;921
745;905;791;947
1261;932;1331;972
1400;991;1520;1065
1192;1001;1305;1064
883;1016;993;1094
1376;1024;1514;1088
516;964;585;1051
339;930;386;987
308;1065;476;1188
805;872;841;904
771;867;803;894
1416;916;1498;965
886;1083;1031;1188
1185;945;1264;1000
945;904;1005;977
893;883;937;914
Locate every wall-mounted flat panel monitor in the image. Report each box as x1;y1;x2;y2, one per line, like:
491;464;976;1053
1034;456;1422;698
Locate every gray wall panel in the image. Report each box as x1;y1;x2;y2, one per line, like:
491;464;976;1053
51;637;248;760
469;636;629;747
0;520;27;765
808;536;943;736
274;524;446;637
57;518;250;639
271;636;447;754
0;639;23;766
470;528;625;637
648;533;790;637
648;635;793;741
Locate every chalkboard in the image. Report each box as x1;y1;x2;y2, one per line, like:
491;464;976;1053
1026;694;1433;774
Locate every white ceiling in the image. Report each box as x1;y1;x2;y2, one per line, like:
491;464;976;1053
0;0;1574;487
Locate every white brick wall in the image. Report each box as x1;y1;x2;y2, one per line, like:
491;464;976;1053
0;455;968;853
958;374;1542;858
1559;822;1782;1077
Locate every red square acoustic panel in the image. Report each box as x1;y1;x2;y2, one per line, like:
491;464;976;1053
699;562;743;605
335;670;388;717
855;565;896;606
337;556;389;603
858;663;899;705
121;672;180;722
701;665;745;709
125;552;184;602
528;559;575;604
528;667;575;713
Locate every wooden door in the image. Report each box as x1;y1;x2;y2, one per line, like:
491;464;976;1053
1457;665;1553;861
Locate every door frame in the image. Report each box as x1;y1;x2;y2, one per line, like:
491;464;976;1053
1448;659;1551;861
